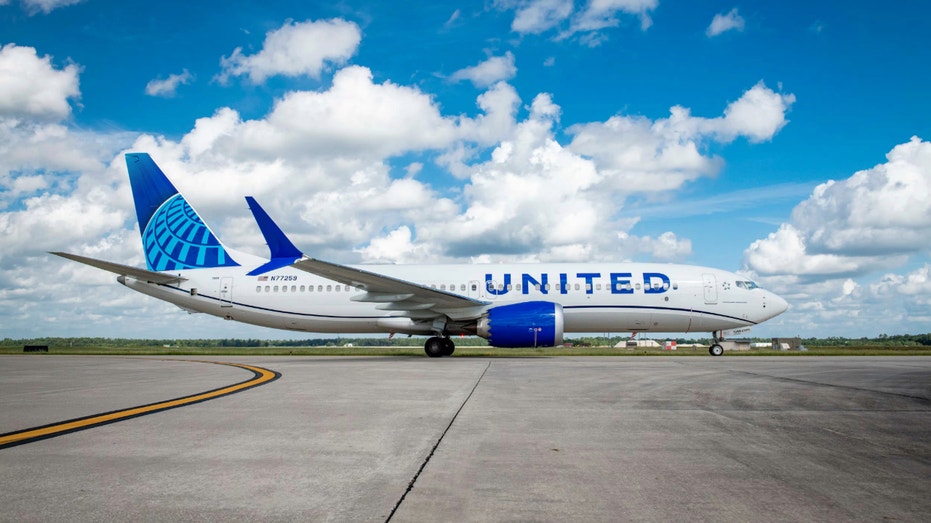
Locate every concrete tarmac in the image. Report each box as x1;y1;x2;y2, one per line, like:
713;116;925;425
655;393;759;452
1;356;929;522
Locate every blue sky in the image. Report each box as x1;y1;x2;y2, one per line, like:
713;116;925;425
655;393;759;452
1;0;930;340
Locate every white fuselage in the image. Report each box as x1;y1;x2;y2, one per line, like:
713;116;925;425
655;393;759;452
120;261;788;336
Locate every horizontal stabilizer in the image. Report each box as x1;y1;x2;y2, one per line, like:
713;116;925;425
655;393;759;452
51;252;186;285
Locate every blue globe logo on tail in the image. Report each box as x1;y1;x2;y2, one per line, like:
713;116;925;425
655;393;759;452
142;194;239;271
126;152;238;271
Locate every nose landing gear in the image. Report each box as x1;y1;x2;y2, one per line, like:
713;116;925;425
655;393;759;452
709;331;724;356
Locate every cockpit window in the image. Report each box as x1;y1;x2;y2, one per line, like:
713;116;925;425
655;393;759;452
736;281;760;290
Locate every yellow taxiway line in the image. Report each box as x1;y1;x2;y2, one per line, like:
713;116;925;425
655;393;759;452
0;360;280;450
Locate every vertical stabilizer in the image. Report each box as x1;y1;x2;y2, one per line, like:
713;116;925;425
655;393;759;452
125;153;239;271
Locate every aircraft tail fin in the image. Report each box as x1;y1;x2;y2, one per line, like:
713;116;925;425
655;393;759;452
125;153;239;271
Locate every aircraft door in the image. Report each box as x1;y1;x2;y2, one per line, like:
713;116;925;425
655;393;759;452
702;273;717;304
219;277;233;307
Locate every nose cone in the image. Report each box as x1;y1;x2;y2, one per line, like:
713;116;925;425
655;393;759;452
768;292;789;318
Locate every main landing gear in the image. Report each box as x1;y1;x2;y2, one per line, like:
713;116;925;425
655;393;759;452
424;336;455;358
709;331;724;357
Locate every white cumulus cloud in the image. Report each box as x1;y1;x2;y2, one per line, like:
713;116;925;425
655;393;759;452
568;81;795;192
499;0;657;43
716;82;796;142
505;0;574;34
217;19;361;84
568;0;659;34
20;0;82;15
450;52;517;88
145;69;194;97
707;8;745;37
224;66;460;161
0;43;81;121
355;225;439;264
745;136;931;280
0;44;117;212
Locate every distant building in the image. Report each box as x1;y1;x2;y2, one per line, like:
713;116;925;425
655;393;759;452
772;337;802;351
616;339;661;349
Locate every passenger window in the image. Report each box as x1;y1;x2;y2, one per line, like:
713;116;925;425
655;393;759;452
575;284;581;291
471;284;477;291
300;285;305;292
256;286;261;292
274;286;279;292
596;284;602;291
440;284;446;290
265;286;270;292
672;283;678;290
326;285;332;292
317;285;323;292
292;285;297;292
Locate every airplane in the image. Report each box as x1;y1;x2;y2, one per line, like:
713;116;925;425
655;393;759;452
53;153;789;357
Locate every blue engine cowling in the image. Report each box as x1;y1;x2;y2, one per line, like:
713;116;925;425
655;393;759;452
476;301;564;348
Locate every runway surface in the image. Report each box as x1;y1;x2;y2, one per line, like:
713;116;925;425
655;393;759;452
1;356;929;522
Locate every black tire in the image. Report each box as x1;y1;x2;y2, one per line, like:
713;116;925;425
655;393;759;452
709;344;724;356
424;337;445;358
441;337;455;356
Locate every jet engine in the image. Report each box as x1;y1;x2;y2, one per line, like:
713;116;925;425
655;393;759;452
476;301;564;348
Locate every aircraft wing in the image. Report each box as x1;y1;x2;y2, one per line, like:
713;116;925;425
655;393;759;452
242;196;487;318
51;252;186;285
292;257;487;316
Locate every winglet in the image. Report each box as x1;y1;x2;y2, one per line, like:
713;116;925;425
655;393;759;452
245;196;304;276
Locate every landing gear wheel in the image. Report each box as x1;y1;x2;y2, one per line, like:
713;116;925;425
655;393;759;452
441;337;455;356
709;344;724;357
424;337;445;358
